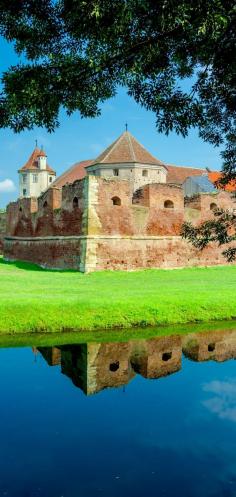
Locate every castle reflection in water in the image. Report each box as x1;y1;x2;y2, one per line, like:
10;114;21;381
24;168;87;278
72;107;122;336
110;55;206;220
34;328;236;396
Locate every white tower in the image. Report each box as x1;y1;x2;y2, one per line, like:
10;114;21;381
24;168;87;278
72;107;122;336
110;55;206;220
18;144;56;198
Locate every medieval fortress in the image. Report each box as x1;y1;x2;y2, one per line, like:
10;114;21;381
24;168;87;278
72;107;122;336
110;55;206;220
3;131;235;271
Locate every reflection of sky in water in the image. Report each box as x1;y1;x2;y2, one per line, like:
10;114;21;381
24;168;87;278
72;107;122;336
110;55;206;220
203;379;236;422
0;346;236;497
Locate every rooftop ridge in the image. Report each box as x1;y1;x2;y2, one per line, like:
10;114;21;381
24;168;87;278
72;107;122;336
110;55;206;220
92;130;164;166
99;133;125;163
127;131;136;161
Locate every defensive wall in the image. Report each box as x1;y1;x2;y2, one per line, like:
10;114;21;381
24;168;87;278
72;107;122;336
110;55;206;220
0;210;6;254
37;329;236;395
3;175;236;271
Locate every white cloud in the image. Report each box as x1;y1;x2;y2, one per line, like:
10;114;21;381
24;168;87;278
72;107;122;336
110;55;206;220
202;379;236;422
0;179;16;193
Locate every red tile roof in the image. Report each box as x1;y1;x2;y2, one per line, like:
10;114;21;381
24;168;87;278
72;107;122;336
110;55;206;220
208;172;236;192
90;131;166;167
52;159;93;188
166;164;207;184
18;147;55;174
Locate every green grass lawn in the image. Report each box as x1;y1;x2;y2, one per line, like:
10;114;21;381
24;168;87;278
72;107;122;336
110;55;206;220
0;258;235;335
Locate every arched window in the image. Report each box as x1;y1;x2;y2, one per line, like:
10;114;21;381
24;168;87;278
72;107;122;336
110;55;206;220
43;200;48;208
164;200;174;209
19;207;22;212
73;196;79;208
210;202;217;211
112;196;121;206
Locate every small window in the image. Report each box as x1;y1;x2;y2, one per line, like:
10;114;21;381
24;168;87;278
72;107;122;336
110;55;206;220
162;352;172;362
49;176;53;183
43;200;48;208
22;175;27;183
23;189;27;196
73;197;79;208
19;207;22;212
112;196;121;206
142;170;148;177
164;200;174;209
210;202;217;211
208;343;215;352
113;169;119;177
32;174;38;183
109;361;119;372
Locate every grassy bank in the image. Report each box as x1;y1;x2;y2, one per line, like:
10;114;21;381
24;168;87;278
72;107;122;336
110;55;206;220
0;320;235;348
0;259;235;334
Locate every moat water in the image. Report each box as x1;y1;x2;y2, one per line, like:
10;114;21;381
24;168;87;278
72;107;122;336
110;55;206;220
1;327;236;497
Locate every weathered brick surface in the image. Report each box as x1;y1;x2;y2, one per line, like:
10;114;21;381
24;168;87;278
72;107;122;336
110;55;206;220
3;175;235;271
183;329;236;362
0;211;6;253
91;237;231;271
4;238;83;269
185;191;236;224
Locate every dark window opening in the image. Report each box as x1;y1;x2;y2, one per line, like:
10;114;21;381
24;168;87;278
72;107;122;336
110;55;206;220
208;343;215;352
23;189;27;196
162;352;172;362
142;170;148;177
164;200;174;209
73;197;79;208
112;196;121;206
19;207;22;212
210;203;217;211
109;361;120;372
43;200;48;208
49;176;53;183
113;169;119;177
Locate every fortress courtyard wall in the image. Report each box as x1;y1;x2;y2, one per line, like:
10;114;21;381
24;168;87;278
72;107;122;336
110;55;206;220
3;175;235;271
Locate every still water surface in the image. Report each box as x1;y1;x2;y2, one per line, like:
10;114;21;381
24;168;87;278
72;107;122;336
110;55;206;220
0;328;236;497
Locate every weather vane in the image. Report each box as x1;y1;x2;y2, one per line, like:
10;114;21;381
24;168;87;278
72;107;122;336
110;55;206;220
35;139;38;147
125;122;128;132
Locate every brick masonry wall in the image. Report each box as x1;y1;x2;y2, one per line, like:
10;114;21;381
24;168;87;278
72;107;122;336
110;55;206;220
185;191;236;224
0;211;6;254
86;236;232;271
3;175;235;271
93;177;185;236
4;237;84;270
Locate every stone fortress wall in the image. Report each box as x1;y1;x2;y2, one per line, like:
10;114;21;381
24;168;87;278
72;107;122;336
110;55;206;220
0;210;6;254
37;328;236;395
4;174;235;271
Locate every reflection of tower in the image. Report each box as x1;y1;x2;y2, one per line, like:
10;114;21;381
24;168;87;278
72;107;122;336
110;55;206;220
183;330;236;362
37;346;61;366
60;342;135;395
35;334;183;396
131;336;182;379
32;347;39;363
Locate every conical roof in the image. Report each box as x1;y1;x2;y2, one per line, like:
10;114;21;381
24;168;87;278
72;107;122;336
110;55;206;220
18;147;55;173
90;131;165;167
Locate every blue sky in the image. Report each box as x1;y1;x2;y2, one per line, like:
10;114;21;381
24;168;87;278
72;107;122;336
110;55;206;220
0;38;223;208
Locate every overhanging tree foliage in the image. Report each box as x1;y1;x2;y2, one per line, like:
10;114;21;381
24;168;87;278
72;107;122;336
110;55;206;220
0;1;235;257
0;0;235;179
182;209;236;261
